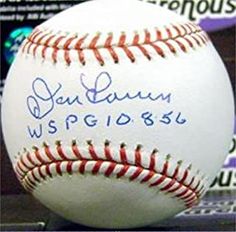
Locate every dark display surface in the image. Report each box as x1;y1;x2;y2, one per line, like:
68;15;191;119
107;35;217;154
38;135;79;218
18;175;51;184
1;190;235;231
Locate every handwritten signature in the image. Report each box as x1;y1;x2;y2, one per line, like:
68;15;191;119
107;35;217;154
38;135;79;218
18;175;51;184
27;71;172;119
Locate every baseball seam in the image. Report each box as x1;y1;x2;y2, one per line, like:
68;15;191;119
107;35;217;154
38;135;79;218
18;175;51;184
21;22;209;66
15;140;206;208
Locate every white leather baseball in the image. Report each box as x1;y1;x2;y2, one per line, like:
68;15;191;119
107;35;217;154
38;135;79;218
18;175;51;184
1;0;234;229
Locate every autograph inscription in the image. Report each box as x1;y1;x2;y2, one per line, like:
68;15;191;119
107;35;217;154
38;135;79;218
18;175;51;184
26;71;187;139
27;72;172;120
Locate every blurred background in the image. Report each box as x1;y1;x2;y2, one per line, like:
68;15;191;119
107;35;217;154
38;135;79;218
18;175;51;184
0;0;235;231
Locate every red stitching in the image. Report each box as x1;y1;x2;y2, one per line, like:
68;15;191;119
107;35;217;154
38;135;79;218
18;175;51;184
15;142;207;208
31;169;40;183
149;152;156;171
52;36;66;63
150;174;166;187
88;141;99;160
56;141;69;160
34;147;45;164
22;40;31;54
172;165;180;179
27;176;36;188
141;170;155;183
17;162;26;175
130;167;143;181
72;141;83;160
34;32;51;58
31;30;43;41
15;165;23;178
66;161;73;175
183;37;194;49
105;162;116;177
21;22;209;66
150;43;165;58
144;29;151;43
27;29;39;41
179;168;189;184
42;35;55;58
166;27;172;38
187;176;195;188
175;40;187;53
46;164;52;178
89;33;105;66
156;29;162;40
135;148;142;167
172;24;182;36
38;166;46;180
63;36;77;65
185;23;195;33
118;33;136;62
92;160;103;175
104;141;114;162
168;183;182;193
44;143;56;162
165;41;177;54
200;34;207;44
120;143;128;164
160;178;176;191
117;164;129;178
56;162;62;176
176;187;189;198
184;191;195;201
27;41;34;55
79;160;87;174
74;34;88;65
191;34;201;46
20;156;31;170
161;160;169;175
105;33;119;63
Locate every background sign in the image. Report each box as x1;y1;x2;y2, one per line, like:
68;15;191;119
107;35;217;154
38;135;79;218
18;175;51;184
210;118;236;191
141;0;236;31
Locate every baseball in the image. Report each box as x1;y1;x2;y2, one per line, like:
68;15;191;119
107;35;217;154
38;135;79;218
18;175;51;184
1;0;234;229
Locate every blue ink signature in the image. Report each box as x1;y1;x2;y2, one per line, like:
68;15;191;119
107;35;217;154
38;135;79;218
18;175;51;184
27;78;83;119
27;72;172;119
80;72;172;104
